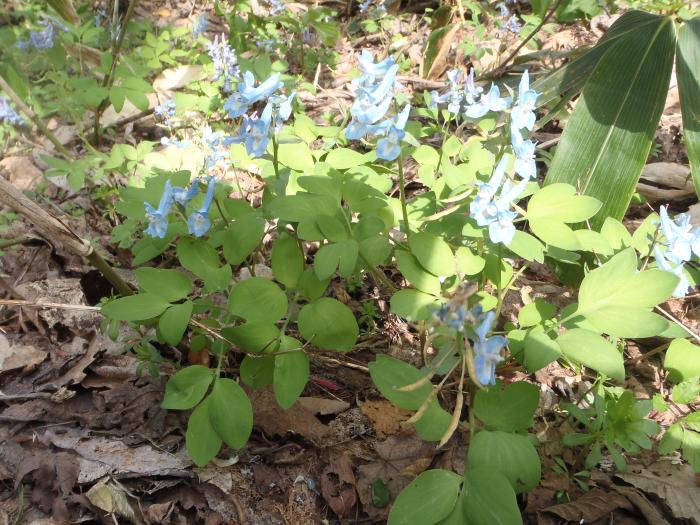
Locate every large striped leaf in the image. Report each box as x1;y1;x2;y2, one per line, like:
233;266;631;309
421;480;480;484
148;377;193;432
544;14;675;228
677;18;700;199
532;11;665;108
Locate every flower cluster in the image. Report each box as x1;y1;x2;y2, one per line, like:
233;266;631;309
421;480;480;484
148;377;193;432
429;68;511;120
16;19;61;50
144;177;217;238
192;15;208;37
208;34;239;93
0;96;23;126
345;50;410;161
434;303;506;386
268;0;287;15
154;100;176;126
496;2;521;34
224;72;295;158
468;71;539;245
653;205;700;297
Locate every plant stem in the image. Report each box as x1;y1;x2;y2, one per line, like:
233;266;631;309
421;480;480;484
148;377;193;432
396;152;411;239
272;134;280;179
360;253;398;293
0;75;73;158
93;0;139;145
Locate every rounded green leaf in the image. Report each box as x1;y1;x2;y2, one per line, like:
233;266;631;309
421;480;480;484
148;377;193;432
664;339;700;383
135;268;192;302
229;277;288;323
186;398;222;467
467;431;541;493
223;215;265;265
395;250;441;295
409;232;455;277
390;289;441;322
557;328;624;381
274;337;309;409
162;365;214;410
298;298;359;351
473;381;539;432
271;233;305;289
208;378;253;449
369;355;432;410
297;268;330;301
102;293;170;321
387;469;462;525
223;322;281;354
414;399;451;442
240;355;275;389
159;300;193;346
462;468;522;525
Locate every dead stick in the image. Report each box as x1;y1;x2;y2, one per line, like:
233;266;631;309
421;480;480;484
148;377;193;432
0;299;101;311
0;174;133;297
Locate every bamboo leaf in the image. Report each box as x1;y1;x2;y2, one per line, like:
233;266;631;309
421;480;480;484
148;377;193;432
677;18;700;199
544;14;675;228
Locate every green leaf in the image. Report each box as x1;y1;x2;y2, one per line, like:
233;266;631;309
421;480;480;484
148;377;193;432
135;268;192;302
395;250;442;295
369;355;432;410
507;231;545;263
574;248;677;337
557;328;624;380
240;354;275;389
474;381;539;432
271;233;305;288
208;378;253;449
409;232;455;277
228;278;288;324
671;378;700;404
677;18;700;199
162;365;213;410
387;470;462;525
665;338;700;383
390;289;441;322
325;148;368;170
102;293;170;321
223;322;281;353
414;399;452;442
519;300;556;327
543;14;676;228
277;142;315;172
359;235;392;266
455;246;486;275
298;298;359;351
297;268;330;301
468;431;541;493
159;300;193;346
681;428;700;471
314;240;359;280
223;215;265;265
274;337;309;409
186;398;221;467
176;238;231;291
461;468;522;525
523;331;562;372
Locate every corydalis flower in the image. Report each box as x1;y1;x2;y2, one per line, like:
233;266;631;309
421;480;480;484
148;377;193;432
654;246;691;298
465;83;511;119
268;0;286;15
376;104;410;161
173;180;201;206
224;71;283;118
208;34;239;93
511;70;539;132
144;180;174;238
469;157;528;245
429;69;465;115
472;310;506;386
188;177;216;237
658;205;700;264
0;96;23;125
192;14;208;37
17;20;58;50
512;132;537;180
154;100;176;125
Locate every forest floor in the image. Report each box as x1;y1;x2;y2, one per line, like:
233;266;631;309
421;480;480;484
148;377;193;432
0;1;699;524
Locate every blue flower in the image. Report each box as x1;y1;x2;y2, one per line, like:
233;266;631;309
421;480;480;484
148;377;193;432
269;92;296;130
465;68;483;105
465;84;511;119
224;71;283;118
154;99;176;125
512;132;537;180
208;34;239;93
376;104;410;161
268;0;286;15
472;310;505;386
658;205;700;264
654;245;691;298
17;20;60;50
161;137;191;148
173;180;201;206
496;2;509;17
192;14;208;37
429;69;465;115
0;96;23;125
188;177;216;237
144;180;174;238
358;49;396;78
230;105;273;158
511;70;539;132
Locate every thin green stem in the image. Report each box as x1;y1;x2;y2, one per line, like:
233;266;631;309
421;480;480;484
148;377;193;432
272;134;280;179
396;152;411;239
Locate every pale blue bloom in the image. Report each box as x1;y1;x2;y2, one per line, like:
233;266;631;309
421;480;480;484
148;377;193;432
473;309;506;386
359;0;373;12
192;14;208;37
173;180;201;206
429;69;464;115
376;104;410;161
208;34;239;93
230;105;273;158
465;68;483;105
504;15;522;34
358;49;396;78
269;92;296;130
0;96;23;125
17;20;57;50
154;100;176;125
496;2;509;17
465;84;511;119
654;245;691;298
512;132;537;180
201;126;231;169
161;137;191;148
511;70;539;132
268;0;286;15
658;205;700;264
188;177;216;237
145;180;174;238
224;72;283;118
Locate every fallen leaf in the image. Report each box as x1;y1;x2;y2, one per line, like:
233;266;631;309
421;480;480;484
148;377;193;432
86;480;140;524
320;454;357;517
637;163;694;202
0;156;43;191
153;65;206;93
538;488;633;523
298;397;350;416
616;461;700;522
0;334;47;374
359;398;411;438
